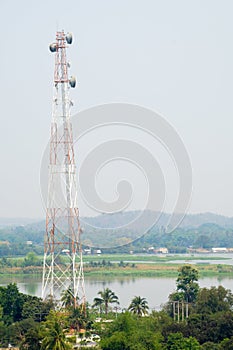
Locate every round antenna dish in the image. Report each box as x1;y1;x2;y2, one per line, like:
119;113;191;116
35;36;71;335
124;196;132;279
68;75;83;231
66;33;73;44
69;76;76;88
49;43;57;52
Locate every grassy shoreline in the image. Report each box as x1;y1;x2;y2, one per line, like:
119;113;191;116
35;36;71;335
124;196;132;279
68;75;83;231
82;254;230;262
1;268;233;278
1;255;233;278
84;262;233;277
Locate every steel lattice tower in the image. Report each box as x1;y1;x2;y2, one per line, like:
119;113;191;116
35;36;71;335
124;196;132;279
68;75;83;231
42;31;85;308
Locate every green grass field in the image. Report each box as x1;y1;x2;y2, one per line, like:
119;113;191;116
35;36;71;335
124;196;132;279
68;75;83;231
82;253;230;263
1;253;232;278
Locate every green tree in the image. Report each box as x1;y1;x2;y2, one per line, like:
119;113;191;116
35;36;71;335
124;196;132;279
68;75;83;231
201;342;220;349
100;313;164;350
194;235;211;249
40;311;71;350
166;332;200;350
176;265;199;303
129;328;163;350
22;296;45;322
19;326;41;350
187;311;233;344
68;303;92;331
101;332;129;350
93;288;119;315
43;294;57;315
92;296;104;314
219;337;233;349
61;288;74;309
0;283;25;324
195;286;233;314
185;336;201;350
128;296;149;316
111;311;136;333
24;252;39;267
7;319;40;349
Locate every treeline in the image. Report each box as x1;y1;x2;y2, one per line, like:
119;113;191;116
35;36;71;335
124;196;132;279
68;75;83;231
0;226;44;257
0;252;42;268
2;266;233;348
0;222;233;256
0;243;43;258
99;265;233;349
0;283;55;348
87;259;135;268
106;223;233;254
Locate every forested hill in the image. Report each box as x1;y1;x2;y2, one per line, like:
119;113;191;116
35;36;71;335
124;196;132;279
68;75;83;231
3;210;232;231
0;217;40;229
0;211;233;254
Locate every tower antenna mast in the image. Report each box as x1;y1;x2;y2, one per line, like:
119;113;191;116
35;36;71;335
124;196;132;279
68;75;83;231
42;31;85;308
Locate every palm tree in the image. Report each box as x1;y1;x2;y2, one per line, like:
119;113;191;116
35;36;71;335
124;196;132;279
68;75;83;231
68;304;91;331
92;296;104;315
128;296;149;316
61;287;75;308
41;312;72;350
93;288;119;315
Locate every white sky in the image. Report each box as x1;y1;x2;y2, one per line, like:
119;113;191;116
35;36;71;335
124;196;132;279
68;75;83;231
0;0;233;218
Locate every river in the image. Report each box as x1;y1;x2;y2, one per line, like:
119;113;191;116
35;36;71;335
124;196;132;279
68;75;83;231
1;274;233;311
1;253;233;310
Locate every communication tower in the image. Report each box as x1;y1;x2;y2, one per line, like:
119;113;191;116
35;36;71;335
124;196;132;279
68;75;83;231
42;31;85;308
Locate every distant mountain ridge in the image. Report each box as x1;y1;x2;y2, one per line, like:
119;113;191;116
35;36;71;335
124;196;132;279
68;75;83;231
1;211;233;230
180;212;233;228
0;217;41;229
0;211;233;250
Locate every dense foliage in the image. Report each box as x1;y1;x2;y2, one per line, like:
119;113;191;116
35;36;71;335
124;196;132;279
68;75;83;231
99;267;233;349
1;266;233;349
1;220;233;256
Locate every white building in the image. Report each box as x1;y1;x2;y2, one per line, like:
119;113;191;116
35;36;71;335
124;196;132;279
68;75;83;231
211;247;227;253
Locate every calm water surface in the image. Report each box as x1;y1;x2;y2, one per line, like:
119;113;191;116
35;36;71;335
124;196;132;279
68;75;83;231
1;254;233;310
1;274;233;311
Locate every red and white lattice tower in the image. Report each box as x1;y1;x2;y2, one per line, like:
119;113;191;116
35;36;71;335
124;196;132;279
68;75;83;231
42;31;85;307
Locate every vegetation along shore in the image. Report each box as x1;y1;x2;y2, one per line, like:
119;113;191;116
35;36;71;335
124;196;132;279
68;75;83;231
1;253;233;277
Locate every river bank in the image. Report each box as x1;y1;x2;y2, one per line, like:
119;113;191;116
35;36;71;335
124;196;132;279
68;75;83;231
1;253;233;277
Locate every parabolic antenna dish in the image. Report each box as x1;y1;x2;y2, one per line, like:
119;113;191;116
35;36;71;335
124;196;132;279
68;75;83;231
49;43;57;52
66;33;73;44
69;76;76;88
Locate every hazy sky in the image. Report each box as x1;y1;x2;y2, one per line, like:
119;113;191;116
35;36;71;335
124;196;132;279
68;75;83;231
1;0;233;218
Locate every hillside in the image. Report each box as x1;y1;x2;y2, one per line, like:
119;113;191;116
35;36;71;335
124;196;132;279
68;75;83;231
13;210;233;232
0;211;232;253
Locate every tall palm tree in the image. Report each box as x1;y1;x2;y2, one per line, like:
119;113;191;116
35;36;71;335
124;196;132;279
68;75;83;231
92;296;104;315
93;288;119;315
61;287;74;308
68;304;91;331
128;296;149;316
41;315;72;350
41;311;72;350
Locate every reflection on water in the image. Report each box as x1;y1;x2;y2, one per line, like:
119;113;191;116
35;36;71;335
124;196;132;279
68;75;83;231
1;274;233;311
22;281;38;296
